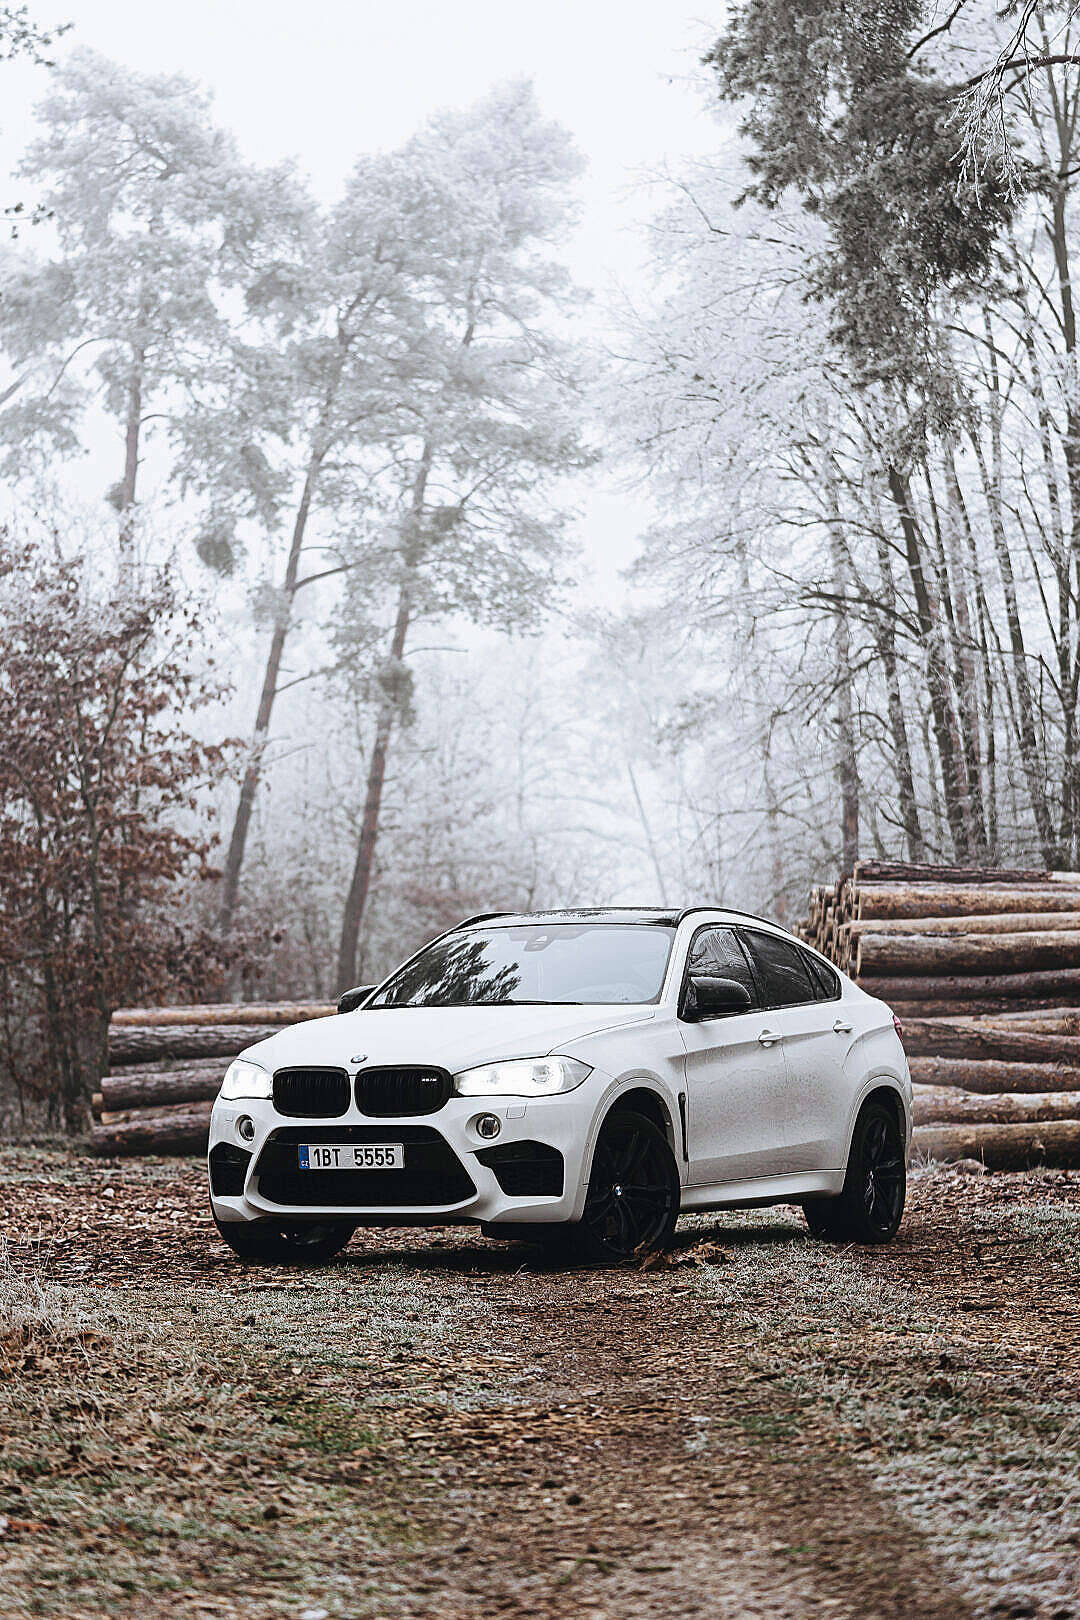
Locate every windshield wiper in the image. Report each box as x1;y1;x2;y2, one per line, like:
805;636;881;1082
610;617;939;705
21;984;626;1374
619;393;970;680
486;998;584;1005
371;997;586;1008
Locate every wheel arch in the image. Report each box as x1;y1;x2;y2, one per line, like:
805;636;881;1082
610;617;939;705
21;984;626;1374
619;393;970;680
572;1078;683;1222
843;1077;910;1167
604;1083;678;1150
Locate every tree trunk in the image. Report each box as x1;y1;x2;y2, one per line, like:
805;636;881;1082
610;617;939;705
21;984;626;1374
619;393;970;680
107;1023;276;1067
907;1055;1080;1093
944;440;1000;858
939;450;987;854
110;1001;333;1028
972;314;1057;859
868;496;925;860
219;450;324;933
1045;161;1080;863
118;346;144;553
856;930;1080;978
90;1104;212;1157
921;458;983;853
844;911;1080;938
336;579;411;992
886;466;970;859
99;1066;230;1110
912;1120;1080;1169
825;466;859;868
891;997;1080;1019
336;442;434;991
900;1019;1080;1064
912;1089;1080;1125
853;859;1055;884
868;967;1080;1004
856;883;1080;920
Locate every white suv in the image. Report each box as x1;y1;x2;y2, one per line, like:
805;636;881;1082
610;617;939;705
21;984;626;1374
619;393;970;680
208;907;911;1264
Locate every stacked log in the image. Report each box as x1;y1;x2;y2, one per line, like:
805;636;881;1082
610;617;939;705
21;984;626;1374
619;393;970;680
90;1001;334;1157
797;861;1080;1168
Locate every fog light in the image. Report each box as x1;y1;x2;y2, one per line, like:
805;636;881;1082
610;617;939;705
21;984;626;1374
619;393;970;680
475;1112;501;1140
237;1115;256;1143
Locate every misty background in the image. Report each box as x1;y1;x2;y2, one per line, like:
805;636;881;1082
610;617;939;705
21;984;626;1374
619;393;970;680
4;0;1079;1125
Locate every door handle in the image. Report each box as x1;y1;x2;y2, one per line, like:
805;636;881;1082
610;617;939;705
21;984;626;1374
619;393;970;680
833;1018;854;1035
758;1029;781;1047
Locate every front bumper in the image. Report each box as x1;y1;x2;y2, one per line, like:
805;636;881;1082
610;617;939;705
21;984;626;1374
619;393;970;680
208;1087;599;1228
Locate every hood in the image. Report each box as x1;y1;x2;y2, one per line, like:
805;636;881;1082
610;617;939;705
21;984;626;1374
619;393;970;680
242;1003;656;1076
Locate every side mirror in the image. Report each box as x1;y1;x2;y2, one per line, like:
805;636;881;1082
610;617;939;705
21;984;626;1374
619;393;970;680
337;984;375;1015
684;974;753;1020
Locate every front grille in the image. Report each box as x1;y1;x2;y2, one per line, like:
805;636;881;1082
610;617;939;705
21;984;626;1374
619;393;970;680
254;1125;476;1207
475;1140;564;1198
209;1142;251;1197
273;1067;350;1118
354;1066;452;1116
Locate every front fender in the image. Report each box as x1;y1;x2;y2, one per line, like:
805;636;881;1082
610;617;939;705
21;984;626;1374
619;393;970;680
573;1071;685;1222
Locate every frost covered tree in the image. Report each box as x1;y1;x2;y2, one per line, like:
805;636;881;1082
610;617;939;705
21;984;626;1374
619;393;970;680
0;49;291;547
208;139;449;932
332;82;591;989
614;2;1080;890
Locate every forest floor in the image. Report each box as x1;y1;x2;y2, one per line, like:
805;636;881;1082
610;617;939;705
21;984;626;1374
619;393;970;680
1;1148;1079;1620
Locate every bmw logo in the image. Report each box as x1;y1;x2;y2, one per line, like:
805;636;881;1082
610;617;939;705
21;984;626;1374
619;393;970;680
350;1054;367;1065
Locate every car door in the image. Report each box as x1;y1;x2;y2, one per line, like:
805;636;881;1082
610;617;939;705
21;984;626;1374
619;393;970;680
677;925;792;1185
737;927;851;1173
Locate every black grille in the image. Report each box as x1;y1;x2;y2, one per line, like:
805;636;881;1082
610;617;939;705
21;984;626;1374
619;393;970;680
354;1066;452;1116
209;1142;251;1197
273;1067;350;1118
254;1125;476;1208
475;1140;564;1198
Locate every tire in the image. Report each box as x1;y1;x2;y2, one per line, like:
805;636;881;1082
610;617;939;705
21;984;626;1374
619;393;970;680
801;1201;843;1240
577;1109;680;1263
802;1098;906;1245
213;1213;356;1265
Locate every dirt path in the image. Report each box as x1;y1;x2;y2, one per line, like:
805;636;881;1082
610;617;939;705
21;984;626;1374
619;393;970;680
2;1149;1079;1619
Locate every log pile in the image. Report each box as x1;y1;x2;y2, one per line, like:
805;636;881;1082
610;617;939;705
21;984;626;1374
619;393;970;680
797;861;1080;1169
90;1001;333;1157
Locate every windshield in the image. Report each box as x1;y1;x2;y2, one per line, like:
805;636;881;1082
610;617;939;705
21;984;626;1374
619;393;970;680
368;923;676;1008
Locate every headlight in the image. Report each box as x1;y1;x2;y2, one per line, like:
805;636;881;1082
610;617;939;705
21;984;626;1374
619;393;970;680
219;1059;272;1100
454;1056;591;1098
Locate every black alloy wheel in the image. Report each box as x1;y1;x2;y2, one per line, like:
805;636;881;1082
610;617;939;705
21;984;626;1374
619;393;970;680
579;1109;680;1263
213;1213;356;1265
802;1098;906;1245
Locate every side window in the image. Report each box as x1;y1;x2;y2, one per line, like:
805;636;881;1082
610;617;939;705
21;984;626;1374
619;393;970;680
802;950;840;1002
741;929;817;1009
687;927;759;1008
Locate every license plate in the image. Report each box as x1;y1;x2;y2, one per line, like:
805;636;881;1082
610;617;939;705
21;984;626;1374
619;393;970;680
297;1143;404;1171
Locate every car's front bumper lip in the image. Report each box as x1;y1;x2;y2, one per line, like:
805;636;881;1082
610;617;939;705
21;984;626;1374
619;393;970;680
209;1087;599;1227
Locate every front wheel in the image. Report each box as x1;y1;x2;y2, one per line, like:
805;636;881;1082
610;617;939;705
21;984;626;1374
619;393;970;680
577;1109;680;1263
213;1213;356;1265
802;1099;906;1244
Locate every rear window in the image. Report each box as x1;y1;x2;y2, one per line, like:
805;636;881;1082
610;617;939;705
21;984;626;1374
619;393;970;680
802;951;840;1001
740;929;817;1009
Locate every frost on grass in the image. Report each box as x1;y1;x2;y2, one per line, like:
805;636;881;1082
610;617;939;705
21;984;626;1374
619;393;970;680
0;1241;112;1374
687;1199;1080;1620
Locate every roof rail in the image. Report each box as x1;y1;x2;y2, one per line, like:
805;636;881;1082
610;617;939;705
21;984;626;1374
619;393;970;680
452;911;515;930
452;905;785;930
675;904;780;928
